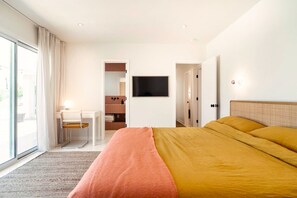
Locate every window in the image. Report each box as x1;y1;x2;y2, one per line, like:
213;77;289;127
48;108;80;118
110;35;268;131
0;35;37;167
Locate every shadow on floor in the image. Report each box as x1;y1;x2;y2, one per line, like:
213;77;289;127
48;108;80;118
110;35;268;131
176;121;185;127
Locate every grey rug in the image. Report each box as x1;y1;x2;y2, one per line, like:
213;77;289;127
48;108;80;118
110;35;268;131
0;151;100;198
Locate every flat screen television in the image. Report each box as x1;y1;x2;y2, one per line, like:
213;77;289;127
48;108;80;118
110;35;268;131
133;76;169;97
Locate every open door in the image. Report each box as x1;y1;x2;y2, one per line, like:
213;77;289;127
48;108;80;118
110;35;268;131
201;57;218;126
183;70;193;126
192;66;199;127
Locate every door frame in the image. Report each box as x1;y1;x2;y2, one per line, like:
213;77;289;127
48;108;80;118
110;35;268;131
100;60;130;140
193;66;202;127
174;61;201;127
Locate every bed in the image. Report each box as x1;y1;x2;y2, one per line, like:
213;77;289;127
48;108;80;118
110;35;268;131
68;101;297;198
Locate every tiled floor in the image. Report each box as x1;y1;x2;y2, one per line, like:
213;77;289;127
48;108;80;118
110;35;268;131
0;130;116;178
51;130;116;152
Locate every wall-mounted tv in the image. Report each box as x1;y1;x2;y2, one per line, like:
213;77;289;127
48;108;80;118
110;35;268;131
133;76;169;97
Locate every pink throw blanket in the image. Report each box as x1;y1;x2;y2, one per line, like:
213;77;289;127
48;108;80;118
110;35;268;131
68;127;177;198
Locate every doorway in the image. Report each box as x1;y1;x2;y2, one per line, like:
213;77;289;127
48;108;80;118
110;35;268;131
176;64;201;127
101;61;130;140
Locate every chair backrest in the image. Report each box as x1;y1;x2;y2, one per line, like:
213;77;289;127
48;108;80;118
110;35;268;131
60;110;82;126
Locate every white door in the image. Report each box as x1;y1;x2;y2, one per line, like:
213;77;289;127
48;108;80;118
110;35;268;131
201;57;218;126
184;70;193;127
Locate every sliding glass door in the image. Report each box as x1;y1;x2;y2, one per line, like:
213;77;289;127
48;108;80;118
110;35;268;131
0;36;15;165
17;45;37;155
0;35;37;167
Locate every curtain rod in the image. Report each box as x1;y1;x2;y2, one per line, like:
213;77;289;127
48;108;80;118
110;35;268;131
2;0;40;27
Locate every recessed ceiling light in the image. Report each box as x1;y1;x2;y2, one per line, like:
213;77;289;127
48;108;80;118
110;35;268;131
182;24;187;29
77;23;84;27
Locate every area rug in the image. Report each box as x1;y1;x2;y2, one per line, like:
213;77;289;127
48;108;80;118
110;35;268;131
0;151;100;198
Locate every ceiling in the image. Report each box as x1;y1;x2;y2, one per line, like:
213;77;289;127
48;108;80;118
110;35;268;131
4;0;260;44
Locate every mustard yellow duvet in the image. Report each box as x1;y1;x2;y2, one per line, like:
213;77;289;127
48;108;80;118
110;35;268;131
153;121;297;197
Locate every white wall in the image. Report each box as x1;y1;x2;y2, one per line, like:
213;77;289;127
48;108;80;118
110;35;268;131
0;1;37;47
176;64;197;124
207;0;297;117
65;43;204;127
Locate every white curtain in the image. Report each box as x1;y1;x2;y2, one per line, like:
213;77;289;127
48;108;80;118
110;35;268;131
37;27;65;151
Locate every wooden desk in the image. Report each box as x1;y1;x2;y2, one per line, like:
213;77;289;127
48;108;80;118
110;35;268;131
56;110;101;146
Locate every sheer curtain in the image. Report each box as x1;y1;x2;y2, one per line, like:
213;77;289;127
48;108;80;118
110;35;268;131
37;27;65;151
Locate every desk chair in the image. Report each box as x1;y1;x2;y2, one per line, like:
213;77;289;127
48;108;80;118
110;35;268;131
60;110;89;148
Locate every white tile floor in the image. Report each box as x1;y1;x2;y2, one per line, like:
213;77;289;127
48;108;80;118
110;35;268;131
0;130;116;178
51;130;116;152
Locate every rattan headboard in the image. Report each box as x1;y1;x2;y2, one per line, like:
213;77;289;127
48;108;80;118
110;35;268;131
230;100;297;128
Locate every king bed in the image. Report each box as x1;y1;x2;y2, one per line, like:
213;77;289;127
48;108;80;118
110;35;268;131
68;101;297;198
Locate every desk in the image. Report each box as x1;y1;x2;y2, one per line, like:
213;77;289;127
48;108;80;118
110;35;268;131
56;110;101;146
